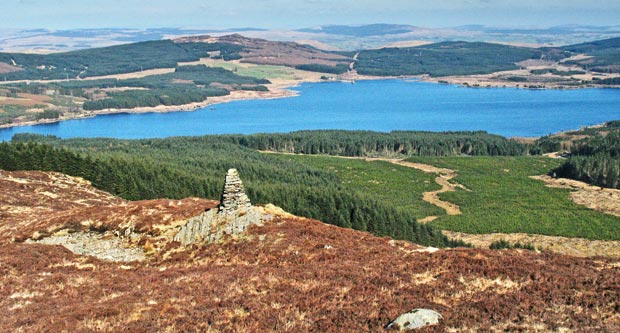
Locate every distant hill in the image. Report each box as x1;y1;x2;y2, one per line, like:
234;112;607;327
0;34;351;81
0;40;214;80
561;37;620;72
298;24;417;37
354;41;543;76
562;37;620;52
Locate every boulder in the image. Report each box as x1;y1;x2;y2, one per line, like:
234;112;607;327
386;309;443;331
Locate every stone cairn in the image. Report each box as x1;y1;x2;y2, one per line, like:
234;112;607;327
219;169;252;216
174;168;263;245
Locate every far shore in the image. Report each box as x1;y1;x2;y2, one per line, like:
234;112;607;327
0;77;305;130
1;70;618;130
0;72;386;130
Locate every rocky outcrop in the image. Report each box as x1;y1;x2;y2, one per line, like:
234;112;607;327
28;230;146;262
4;170;620;332
174;169;263;245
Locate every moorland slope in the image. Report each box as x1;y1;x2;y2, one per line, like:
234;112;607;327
1;169;619;332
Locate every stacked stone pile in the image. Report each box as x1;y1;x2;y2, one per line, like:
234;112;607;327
219;169;252;216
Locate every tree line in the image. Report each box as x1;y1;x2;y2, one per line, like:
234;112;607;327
554;130;620;189
353;41;543;77
210;130;533;157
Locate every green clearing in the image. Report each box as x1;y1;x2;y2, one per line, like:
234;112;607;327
406;156;620;240
270;154;444;220
202;60;298;80
274;153;620;240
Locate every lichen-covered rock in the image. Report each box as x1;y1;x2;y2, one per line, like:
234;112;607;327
28;231;146;262
173;206;263;245
386;309;443;331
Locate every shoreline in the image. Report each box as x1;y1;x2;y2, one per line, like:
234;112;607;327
0;73;386;130
421;75;620;90
0;80;304;130
1;72;618;131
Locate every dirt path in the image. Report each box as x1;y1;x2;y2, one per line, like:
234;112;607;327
261;152;620;257
444;230;620;259
379;160;620;257
388;160;467;222
265;153;467;223
532;175;620;217
349;52;359;71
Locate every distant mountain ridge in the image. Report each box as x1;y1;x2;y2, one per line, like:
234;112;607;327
3;24;620;54
298;23;418;37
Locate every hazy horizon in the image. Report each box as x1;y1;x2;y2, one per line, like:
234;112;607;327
3;0;620;30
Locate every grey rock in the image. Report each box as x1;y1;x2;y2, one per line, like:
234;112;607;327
386;309;443;331
29;231;146;262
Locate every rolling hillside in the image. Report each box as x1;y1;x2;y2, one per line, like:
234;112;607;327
1;169;618;332
1;34;620;127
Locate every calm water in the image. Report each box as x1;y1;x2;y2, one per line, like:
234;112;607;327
1;80;619;141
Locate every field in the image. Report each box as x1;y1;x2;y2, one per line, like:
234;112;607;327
270;155;444;220
183;58;301;80
0;92;68;124
407;156;620;240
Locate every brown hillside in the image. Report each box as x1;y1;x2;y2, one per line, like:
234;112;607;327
1;170;619;332
175;34;352;67
0;62;22;74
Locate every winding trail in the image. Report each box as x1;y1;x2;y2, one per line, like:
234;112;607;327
263;151;467;223
338;157;467;222
326;156;467;222
261;151;620;257
388;160;467;223
349;52;359;71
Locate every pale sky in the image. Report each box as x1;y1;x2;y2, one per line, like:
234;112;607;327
3;0;620;29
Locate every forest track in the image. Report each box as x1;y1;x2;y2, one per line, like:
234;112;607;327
261;152;467;224
260;152;620;257
349;52;359;71
387;160;467;222
333;157;467;223
532;175;620;218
